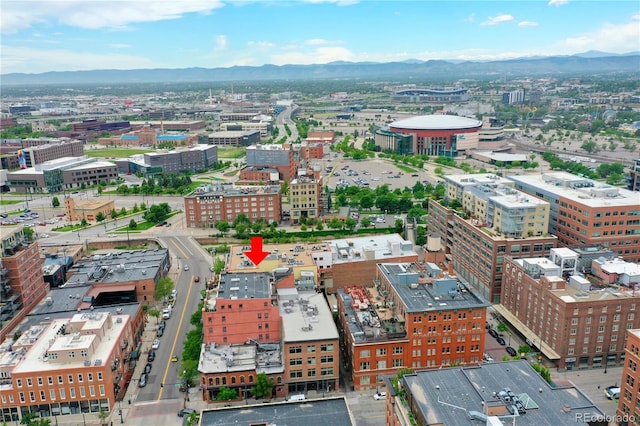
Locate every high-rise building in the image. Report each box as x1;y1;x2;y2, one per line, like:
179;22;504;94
0;227;47;342
428;174;557;302
509;171;640;263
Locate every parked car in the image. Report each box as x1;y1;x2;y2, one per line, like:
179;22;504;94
177;408;195;418
488;329;498;338
144;363;152;374
147;350;156;362
159;320;166;329
483;353;494;363
156;328;164;337
373;392;387;400
138;374;147;387
605;386;621;400
151;339;160;350
496;337;506;346
184;264;189;271
505;346;517;357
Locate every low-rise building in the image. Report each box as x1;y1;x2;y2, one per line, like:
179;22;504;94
498;251;640;370
338;262;489;391
238;166;279;183
245;144;296;181
184;183;281;228
6;157;118;193
0;311;138;424
64;197;115;223
388;360;605;426
63;249;170;304
207;130;261;147
311;234;418;294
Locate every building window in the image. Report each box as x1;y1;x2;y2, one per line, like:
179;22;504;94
307;345;316;353
289;346;302;354
360;349;370;358
321;344;334;352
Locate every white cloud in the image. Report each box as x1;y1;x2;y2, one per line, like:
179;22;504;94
553;14;640;54
306;38;331;46
108;43;131;49
1;0;225;34
214;35;228;50
1;45;157;73
518;21;538;28
548;0;569;6
270;46;354;65
247;40;275;49
480;14;515;26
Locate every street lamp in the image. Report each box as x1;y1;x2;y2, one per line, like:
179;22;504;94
118;400;124;424
183;370;188;409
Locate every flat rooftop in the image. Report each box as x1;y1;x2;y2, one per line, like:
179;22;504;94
278;288;339;343
327;234;417;265
401;360;605;425
466;183;548;209
227;242;316;272
200;397;353;426
8;312;128;373
64;249;168;286
515;257;640;303
188;183;281;197
380;263;489;313
509;171;640;208
444;173;513;187
198;342;283;375
217;272;272;300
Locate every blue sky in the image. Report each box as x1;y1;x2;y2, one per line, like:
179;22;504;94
1;0;639;75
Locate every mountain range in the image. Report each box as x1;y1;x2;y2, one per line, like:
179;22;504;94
2;52;639;86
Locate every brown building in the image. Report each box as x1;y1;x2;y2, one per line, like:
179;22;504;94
617;329;640;422
428;199;557;303
0;308;144;424
23;141;84;167
245;144;296;181
296;142;325;161
310;234;418;294
498;254;640;370
238;166;279;183
64;197;115;223
306;130;336;144
509;172;640;263
0;227;48;343
63;249;171;304
338;262;488;391
184;183;281;228
289;172;322;225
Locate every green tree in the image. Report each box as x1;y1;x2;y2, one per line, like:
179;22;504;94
251;372;275;400
216;386;239;401
182;329;203;361
154;277;174;301
581;140;599;153
215;221;230;235
51;196;60;208
110;209;118;219
23;226;34;240
97;408;109;426
360;216;372;228
81;218;88;227
97;186;103;195
213;258;226;274
179;359;199;387
344;217;357;232
149;309;160;324
128;219;137;229
96;212;106;222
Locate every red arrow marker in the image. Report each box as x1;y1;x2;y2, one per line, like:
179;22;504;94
244;236;270;266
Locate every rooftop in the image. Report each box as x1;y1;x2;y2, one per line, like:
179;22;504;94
378;263;489;313
188;183;281;198
326;234;416;265
7;312;128;373
226;242;316;272
64;249;168;286
200;397;353;426
391;114;482;131
278;288;339;343
400;360;605;425
217;272;272;300
444;173;513;187
198;341;283;375
509;171;640;208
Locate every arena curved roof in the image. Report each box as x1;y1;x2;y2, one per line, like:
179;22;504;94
391;115;482;131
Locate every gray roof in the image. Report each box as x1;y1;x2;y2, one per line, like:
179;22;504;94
200;397;353;426
380;263;489;313
218;272;272;300
401;360;605;425
391;114;482;131
64;249;169;286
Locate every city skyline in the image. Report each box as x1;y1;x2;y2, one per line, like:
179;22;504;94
1;0;639;75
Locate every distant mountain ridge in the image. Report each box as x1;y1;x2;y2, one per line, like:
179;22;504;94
2;52;639;85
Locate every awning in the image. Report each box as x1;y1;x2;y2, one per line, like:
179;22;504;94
129;350;140;360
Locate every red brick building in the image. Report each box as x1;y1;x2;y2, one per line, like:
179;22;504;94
184;183;281;228
499;255;640;370
617;329;640;422
0;227;48;343
238;166;280;183
338;263;488;391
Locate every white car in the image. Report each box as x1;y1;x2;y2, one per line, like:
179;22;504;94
151;339;160;350
373;392;387;400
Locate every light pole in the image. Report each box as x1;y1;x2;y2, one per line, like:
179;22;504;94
183;370;188;409
118;400;124;424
